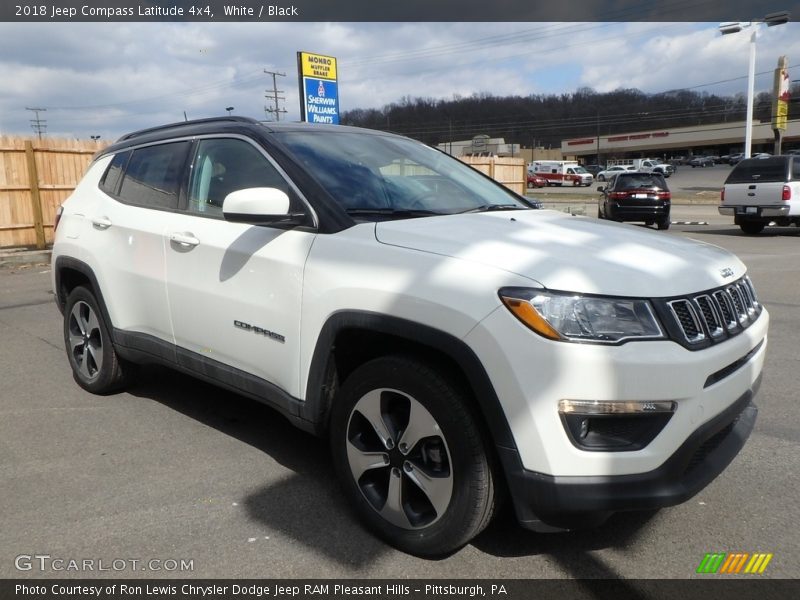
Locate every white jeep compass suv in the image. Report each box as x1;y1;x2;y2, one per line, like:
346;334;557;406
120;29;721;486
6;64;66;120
52;117;768;556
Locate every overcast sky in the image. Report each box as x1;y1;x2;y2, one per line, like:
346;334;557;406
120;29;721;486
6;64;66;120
1;20;799;140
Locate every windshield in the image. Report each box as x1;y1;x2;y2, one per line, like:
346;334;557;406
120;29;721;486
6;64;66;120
573;166;588;174
274;130;528;217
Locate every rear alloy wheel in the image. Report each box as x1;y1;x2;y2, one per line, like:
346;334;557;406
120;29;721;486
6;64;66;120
598;175;606;182
740;221;765;235
64;286;129;394
330;356;496;556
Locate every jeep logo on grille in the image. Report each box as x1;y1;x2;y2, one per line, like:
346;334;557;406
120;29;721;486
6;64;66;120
720;268;735;279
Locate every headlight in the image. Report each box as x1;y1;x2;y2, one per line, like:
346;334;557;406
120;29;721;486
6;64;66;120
498;287;665;344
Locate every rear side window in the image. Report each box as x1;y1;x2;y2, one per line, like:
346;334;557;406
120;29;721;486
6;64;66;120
118;142;190;209
792;158;800;180
725;158;788;184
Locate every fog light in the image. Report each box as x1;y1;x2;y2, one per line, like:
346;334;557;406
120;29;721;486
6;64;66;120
558;400;677;451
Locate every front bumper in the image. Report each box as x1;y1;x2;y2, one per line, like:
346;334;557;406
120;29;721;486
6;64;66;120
501;379;759;531
464;299;768;530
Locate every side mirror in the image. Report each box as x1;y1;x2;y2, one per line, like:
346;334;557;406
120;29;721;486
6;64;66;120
597;186;605;192
222;188;305;225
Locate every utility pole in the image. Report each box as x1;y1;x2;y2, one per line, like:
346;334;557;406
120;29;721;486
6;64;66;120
26;107;47;139
264;70;287;121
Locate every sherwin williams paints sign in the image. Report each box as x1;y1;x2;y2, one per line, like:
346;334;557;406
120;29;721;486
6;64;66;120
297;51;340;125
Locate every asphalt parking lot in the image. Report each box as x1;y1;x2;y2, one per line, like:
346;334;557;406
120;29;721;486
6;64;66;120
531;162;731;202
1;214;798;580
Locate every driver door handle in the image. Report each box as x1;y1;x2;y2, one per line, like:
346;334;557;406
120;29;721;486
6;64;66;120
169;232;200;248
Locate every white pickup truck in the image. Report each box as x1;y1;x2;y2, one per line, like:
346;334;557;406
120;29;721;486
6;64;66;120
608;158;674;177
719;155;800;234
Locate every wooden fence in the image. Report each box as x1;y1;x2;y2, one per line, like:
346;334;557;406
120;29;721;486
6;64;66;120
0;136;106;249
0;140;527;249
459;156;526;196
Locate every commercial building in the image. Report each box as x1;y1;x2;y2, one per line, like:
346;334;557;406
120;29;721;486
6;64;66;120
561;119;800;162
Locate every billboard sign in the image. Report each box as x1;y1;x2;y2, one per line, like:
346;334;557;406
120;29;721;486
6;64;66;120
298;51;339;125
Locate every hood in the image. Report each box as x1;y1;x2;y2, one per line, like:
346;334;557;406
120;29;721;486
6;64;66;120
374;210;745;297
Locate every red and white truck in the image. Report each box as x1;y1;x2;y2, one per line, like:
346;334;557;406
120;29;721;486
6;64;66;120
528;161;594;186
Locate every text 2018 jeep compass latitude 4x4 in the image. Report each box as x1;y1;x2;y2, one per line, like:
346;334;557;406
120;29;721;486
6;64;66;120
52;118;768;556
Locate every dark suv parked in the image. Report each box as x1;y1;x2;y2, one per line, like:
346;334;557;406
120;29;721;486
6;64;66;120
597;172;671;229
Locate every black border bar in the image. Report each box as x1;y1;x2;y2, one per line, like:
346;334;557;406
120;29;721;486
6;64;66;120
4;579;800;600
3;1;799;22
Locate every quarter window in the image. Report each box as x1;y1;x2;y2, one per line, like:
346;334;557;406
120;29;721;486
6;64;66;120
118;142;189;210
99;151;130;196
187;138;289;217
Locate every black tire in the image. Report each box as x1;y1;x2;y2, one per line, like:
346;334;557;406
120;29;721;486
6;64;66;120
657;218;670;230
598;174;606;182
63;286;129;394
330;355;496;556
740;221;765;235
527;182;533;189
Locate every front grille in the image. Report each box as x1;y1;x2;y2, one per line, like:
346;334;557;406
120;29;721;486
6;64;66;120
667;300;704;343
660;276;762;348
713;290;737;330
695;295;724;338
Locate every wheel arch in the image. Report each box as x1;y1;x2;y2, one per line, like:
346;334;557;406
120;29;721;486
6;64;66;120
54;257;113;329
305;311;516;451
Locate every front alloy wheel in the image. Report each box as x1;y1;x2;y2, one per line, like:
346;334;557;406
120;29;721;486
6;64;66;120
346;388;453;530
331;356;496;556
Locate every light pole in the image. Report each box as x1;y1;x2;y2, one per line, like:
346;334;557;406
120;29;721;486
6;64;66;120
719;11;790;159
595;109;601;165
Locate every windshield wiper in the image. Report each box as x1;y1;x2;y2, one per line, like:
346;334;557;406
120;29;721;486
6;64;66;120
458;204;528;214
345;208;440;217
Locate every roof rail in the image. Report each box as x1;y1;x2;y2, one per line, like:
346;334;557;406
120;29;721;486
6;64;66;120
118;116;260;141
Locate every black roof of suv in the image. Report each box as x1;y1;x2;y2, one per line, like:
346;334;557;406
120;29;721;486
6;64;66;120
99;116;391;159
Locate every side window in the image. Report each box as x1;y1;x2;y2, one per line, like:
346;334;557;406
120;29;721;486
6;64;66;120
792;158;800;180
99;151;131;196
118;142;189;210
187;138;289;217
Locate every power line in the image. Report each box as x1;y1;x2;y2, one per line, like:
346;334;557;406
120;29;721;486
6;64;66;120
264;70;287;122
26;107;47;139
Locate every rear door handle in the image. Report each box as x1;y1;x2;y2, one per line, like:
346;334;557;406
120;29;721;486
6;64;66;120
91;216;112;230
169;232;200;248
